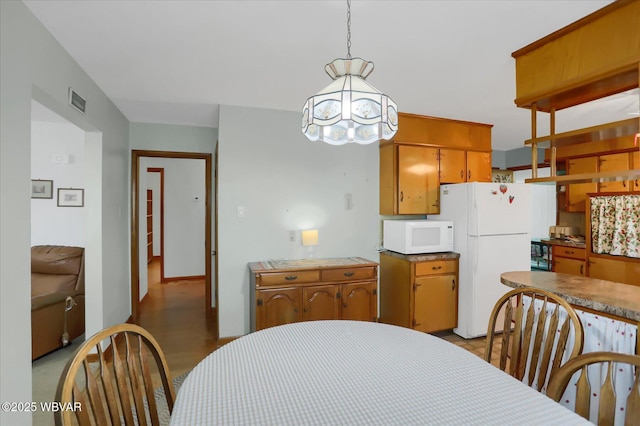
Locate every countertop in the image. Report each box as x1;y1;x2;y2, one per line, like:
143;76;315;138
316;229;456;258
248;257;377;272
380;250;460;262
501;271;640;322
539;238;587;249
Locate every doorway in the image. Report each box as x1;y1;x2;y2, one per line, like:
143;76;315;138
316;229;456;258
130;150;216;340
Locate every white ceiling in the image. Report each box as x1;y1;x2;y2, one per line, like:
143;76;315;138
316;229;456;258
23;0;638;151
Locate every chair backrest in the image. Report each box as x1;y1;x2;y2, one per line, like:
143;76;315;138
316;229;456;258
483;287;584;392
546;351;640;426
55;323;176;425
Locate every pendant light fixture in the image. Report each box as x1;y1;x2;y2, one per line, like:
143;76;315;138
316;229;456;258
301;0;398;145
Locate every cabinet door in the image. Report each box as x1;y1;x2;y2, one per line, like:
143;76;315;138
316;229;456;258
340;282;377;322
413;275;457;333
588;257;640;286
397;145;439;214
566;157;598;212
256;288;300;330
599;152;630;192
439;149;466;183
466;151;492;182
553;257;585;276
632;151;640;191
302;285;339;321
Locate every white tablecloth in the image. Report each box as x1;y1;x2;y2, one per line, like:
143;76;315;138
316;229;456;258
171;321;588;425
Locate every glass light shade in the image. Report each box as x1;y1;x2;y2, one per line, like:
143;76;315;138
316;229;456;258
302;58;398;145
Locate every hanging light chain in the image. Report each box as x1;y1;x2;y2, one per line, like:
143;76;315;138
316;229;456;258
346;0;352;59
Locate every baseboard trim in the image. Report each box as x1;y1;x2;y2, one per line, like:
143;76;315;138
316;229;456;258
163;274;205;283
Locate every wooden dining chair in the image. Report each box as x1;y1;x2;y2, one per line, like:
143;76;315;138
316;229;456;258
546;351;640;426
484;287;584;392
55;323;176;426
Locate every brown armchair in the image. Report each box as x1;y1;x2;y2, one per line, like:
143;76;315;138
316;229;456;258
31;245;85;360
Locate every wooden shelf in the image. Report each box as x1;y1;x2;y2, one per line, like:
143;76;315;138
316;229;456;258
525;118;639;148
526;169;640;185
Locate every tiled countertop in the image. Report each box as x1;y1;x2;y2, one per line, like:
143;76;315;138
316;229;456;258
380;250;460;262
501;271;640;322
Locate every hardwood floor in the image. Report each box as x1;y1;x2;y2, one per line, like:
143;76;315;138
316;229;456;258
135;259;217;378
136;260;499;380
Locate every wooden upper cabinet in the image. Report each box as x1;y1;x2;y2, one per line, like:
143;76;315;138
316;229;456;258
566;156;597;212
512;1;640;111
633;151;640;191
466;151;492;182
440;149;492;183
599;152;630;192
393;113;492;150
397;145;439;214
439;149;466;183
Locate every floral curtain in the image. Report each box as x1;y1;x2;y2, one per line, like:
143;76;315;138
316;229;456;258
590;194;640;258
523;297;637;426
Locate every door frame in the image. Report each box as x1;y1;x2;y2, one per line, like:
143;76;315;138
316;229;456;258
130;150;214;328
146;167;165;281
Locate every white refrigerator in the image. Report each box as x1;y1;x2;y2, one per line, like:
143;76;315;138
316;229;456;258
432;182;532;339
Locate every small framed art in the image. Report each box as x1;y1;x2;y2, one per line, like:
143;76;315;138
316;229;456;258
57;188;84;207
31;179;53;199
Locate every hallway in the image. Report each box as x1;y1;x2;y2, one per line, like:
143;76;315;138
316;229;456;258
136;259;217;378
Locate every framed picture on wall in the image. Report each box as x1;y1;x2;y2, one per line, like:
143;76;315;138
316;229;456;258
492;169;514;183
57;188;84;207
31;179;53;199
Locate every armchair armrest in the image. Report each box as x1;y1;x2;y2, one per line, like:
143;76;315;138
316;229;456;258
31;291;82;311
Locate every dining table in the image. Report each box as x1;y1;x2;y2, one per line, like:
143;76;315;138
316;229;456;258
170;320;588;425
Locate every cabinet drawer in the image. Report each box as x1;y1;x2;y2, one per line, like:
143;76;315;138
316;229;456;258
554;246;585;260
322;267;376;282
415;260;457;276
259;270;320;285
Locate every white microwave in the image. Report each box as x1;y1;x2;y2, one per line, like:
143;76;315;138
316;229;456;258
383;220;454;254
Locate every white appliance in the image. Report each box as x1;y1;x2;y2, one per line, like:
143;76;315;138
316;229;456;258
383;220;454;254
431;182;532;339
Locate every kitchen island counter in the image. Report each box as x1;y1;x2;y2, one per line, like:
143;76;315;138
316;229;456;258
501;270;639;354
501;271;640;322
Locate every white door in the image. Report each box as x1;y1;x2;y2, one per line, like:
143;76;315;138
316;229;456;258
467;233;531;338
469;183;532;236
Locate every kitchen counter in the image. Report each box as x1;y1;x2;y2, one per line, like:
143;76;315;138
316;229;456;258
500;271;640;322
540;238;586;249
380;250;460;262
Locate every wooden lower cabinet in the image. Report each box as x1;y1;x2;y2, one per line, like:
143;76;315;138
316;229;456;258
588;255;640;287
380;253;459;333
249;258;378;332
552;246;586;276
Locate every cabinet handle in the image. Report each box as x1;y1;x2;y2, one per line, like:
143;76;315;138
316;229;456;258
303;307;308;312
622;180;627;188
452;279;456;290
566;251;574;254
284;275;298;281
468;170;471;180
343;303;347;308
432;266;442;270
460;170;464;179
343;272;355;277
336;291;340;299
580;264;584;275
400;191;404;202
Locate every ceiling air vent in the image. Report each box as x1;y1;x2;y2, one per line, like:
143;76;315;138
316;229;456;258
68;88;86;114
